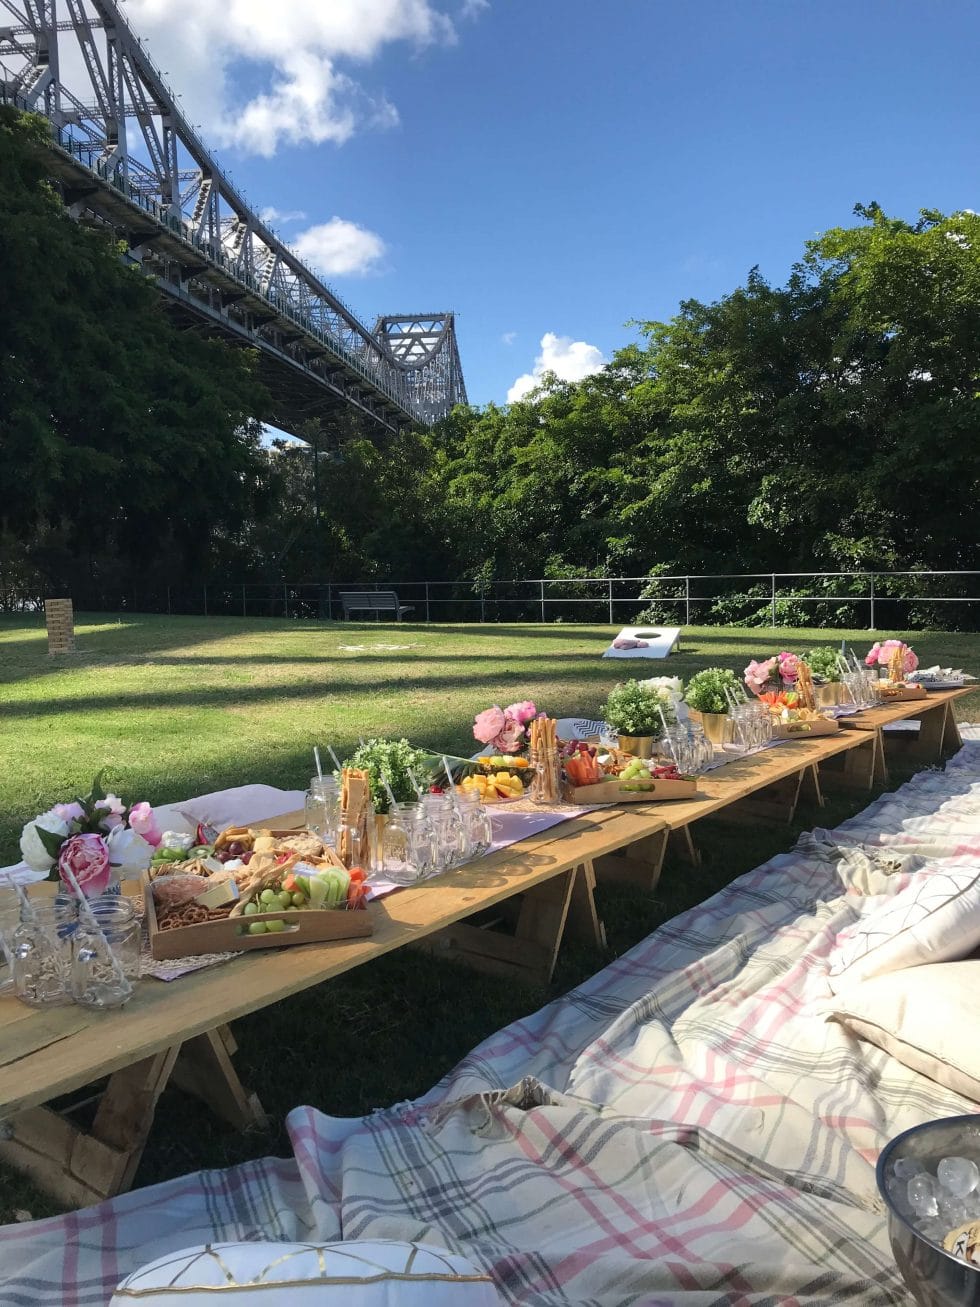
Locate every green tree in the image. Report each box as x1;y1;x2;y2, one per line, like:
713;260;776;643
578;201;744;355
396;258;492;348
0;107;272;600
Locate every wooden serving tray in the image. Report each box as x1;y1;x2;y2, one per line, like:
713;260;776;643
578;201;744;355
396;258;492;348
876;684;929;702
143;872;373;960
772;717;840;739
567;777;699;804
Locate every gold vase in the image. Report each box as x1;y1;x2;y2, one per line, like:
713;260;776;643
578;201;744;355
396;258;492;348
813;682;843;708
617;734;656;759
688;709;733;745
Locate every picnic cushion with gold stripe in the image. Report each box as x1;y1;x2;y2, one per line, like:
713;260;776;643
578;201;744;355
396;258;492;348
110;1240;502;1305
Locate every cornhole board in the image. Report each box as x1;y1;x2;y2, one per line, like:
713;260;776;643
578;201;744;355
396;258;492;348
602;626;681;659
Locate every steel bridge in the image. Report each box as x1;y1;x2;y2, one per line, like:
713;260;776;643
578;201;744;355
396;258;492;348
0;0;468;435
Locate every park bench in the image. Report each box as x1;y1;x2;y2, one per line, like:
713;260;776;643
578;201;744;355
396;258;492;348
339;590;414;621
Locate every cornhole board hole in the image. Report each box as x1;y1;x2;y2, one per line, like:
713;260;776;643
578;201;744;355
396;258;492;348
602;626;681;659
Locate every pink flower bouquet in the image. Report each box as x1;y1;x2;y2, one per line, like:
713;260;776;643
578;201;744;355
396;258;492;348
473;700;539;754
19;771;160;895
865;639;919;676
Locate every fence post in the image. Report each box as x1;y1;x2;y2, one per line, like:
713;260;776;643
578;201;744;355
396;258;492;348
326;583;332;621
242;584;246;618
539;580;546;623
607;578;614;624
869;573;876;630
685;576;690;627
770;574;776;628
166;585;171;616
283;583;288;618
203;585;208;617
480;587;486;623
425;582;431;623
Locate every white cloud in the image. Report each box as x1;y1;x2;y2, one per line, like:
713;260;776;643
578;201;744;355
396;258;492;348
291;218;387;277
501;330;517;345
259;206;307;226
122;0;473;156
507;332;607;403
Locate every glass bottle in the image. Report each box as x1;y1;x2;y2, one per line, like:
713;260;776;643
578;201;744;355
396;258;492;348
12;899;75;1007
70;896;140;1010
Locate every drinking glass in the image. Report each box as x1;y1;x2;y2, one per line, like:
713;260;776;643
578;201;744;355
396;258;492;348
380;807;421;885
70;896;139;1010
457;790;493;857
305;776;340;840
12;899;75;1007
0;888;22;994
422;794;466;872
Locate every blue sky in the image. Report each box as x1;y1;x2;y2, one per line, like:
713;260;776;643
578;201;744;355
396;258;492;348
128;0;979;406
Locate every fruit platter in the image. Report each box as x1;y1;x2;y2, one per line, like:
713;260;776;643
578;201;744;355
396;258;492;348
459;755;533;803
144;823;373;960
563;742;699;803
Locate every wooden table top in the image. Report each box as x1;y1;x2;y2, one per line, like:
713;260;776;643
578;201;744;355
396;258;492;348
0;720;923;1118
835;686;971;731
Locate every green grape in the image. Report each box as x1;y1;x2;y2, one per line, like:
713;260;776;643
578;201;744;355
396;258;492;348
248;921;268;935
291;892;306;907
243;901;259;916
277;891;293;910
259;888;278;905
265;919;287;933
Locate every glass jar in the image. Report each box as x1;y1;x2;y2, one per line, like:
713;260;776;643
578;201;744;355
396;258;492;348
422;794;466;872
456;790;493;857
380;807;421;885
70;897;140;1010
0;887;22;994
305;776;340;841
12;899;75;1007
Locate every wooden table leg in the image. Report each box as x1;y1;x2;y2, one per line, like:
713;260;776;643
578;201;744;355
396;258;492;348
565;861;607;950
0;1046;180;1208
669;824;701;869
820;732;885;792
593;827;669;890
170;1027;268;1131
422;868;577;986
899;701;955;764
721;768;806;825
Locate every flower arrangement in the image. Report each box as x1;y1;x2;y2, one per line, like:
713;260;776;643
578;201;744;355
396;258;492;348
602;680;677;738
744;652;800;696
341;738;434;814
684;667;741;715
804;646;842;683
472;700;538;754
865;639;918;676
19;773;161;895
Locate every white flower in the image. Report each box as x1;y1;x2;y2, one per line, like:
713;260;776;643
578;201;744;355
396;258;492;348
19;809;70;871
106;824;153;874
638;676;683;696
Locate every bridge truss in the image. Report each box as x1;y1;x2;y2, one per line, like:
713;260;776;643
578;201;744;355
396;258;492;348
0;0;468;435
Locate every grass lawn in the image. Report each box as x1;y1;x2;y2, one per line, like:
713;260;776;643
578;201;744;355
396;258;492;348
1;613;978;1220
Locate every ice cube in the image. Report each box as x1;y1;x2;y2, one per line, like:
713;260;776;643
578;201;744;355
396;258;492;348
918;1217;948;1244
893;1157;925;1181
937;1157;980;1199
909;1173;939;1217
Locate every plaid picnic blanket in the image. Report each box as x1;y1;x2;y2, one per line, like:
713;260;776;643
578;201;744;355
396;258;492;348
4;732;980;1305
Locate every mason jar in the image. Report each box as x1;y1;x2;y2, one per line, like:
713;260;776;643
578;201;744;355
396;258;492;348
12;899;75;1007
70;896;140;1010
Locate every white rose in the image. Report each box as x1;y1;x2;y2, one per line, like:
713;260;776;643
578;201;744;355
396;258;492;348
19;810;70;871
106;824;153;874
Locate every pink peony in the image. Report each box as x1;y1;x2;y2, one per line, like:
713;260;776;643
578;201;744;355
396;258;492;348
95;793;126;831
865;639;916;672
503;700;537;726
865;641;882;667
904;646;919;673
128;800;162;847
57;832;111;896
52;801;85;825
744;658;777;694
473;705;507;745
777;652;800;685
493;718;525;754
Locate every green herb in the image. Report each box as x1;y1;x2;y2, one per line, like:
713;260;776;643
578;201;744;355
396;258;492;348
683;667;740;714
804;646;841;683
340;738;433;814
602;680;676;738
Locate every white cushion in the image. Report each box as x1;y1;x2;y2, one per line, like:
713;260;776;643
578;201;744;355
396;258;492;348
826;864;980;992
111;1240;501;1305
826;960;980;1103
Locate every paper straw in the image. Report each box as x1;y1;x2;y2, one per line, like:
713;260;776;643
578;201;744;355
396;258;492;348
313;747;323;782
657;704;672;737
326;745;343;773
408;768;425;799
381;776;398;812
442;756;457;791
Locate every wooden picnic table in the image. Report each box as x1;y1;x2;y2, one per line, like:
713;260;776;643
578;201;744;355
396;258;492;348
0;704;963;1209
835;687;969;781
